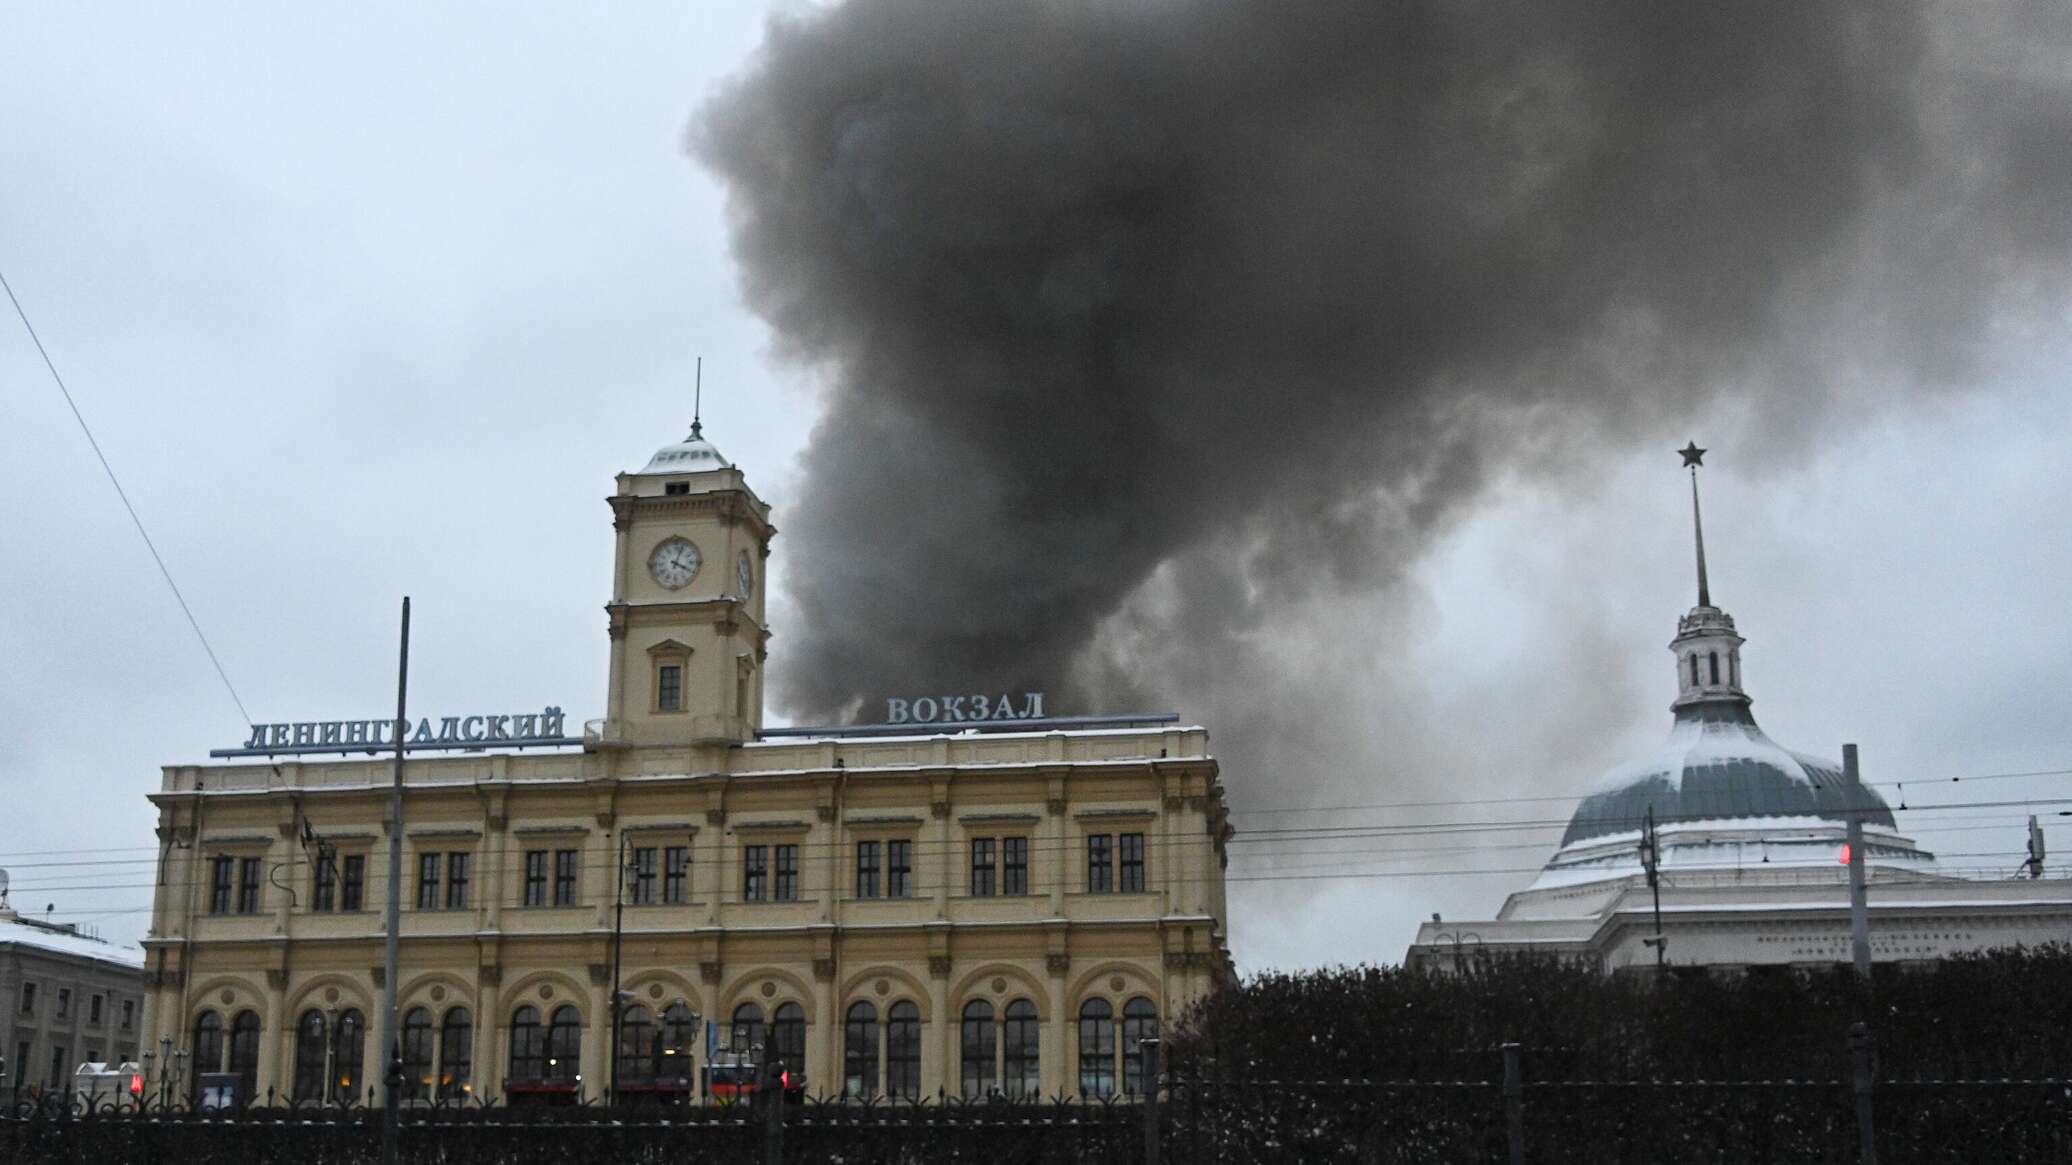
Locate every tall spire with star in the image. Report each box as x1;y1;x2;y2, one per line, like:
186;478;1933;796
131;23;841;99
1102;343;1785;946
1680;441;1710;607
1669;442;1748;713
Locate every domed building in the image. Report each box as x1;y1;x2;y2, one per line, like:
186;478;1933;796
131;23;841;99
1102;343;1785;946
1406;447;2070;972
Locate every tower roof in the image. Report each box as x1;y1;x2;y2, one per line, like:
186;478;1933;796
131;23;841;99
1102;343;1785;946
1549;443;1899;851
636;421;732;476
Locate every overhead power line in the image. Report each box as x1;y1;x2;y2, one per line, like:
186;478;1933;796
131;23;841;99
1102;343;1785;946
1;265;253;725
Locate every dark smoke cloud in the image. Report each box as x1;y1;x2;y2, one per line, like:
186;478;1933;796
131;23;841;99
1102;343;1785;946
694;1;2072;754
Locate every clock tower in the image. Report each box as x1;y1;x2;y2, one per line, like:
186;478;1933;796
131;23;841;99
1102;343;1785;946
597;418;773;751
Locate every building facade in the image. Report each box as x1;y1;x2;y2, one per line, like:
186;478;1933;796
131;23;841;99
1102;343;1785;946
141;421;1233;1106
2;901;147;1098
1406;448;2072;972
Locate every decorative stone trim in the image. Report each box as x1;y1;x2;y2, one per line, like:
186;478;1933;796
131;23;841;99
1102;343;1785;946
588;964;610;987
815;806;835;823
371;967;385;989
930;800;950;820
480;965;502;987
266;969;289;990
1045;954;1071;975
1162;796;1186;813
705;809;728;826
699;961;723;984
812;958;837;982
1046;798;1067;817
928;956;953;978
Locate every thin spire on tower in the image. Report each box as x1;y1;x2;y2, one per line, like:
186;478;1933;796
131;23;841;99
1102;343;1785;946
1679;441;1710;607
691;356;704;439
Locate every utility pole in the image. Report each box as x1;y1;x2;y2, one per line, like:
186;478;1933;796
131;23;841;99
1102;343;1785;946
608;831;629;1107
1639;807;1666;970
1844;744;1872;979
380;598;410;1165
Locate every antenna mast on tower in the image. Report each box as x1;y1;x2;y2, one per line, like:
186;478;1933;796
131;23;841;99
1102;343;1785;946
692;356;704;439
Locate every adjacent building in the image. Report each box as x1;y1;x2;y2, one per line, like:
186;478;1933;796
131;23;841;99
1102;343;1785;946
1406;447;2072;972
2;897;147;1098
141;419;1233;1106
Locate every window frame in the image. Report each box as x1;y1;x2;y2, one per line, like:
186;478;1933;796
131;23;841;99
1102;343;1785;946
209;856;235;915
446;852;470;909
656;663;684;713
341;854;366;911
552;848;579;906
237;856;263;913
855;840;881;899
773;843;799;901
523;850;548;908
742;844;768;902
1119;832;1146;893
663;846;689;904
1003;836;1029;896
971;837;997;897
630;846;658;905
1087;834;1113;893
888;839;913;898
417;852;442;911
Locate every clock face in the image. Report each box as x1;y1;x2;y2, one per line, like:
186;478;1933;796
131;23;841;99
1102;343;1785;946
736;549;756;600
648;537;701;590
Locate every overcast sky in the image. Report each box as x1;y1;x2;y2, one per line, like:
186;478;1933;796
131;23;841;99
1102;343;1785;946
3;4;2068;971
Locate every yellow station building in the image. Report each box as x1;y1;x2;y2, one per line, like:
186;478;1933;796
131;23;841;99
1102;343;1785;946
140;420;1233;1106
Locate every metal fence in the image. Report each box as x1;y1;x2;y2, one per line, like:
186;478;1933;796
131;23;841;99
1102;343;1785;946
7;1070;2070;1164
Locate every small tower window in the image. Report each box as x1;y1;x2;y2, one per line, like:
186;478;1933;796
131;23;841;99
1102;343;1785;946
657;665;683;712
1709;652;1720;685
1730;654;1739;687
1689;654;1700;687
664;481;690;496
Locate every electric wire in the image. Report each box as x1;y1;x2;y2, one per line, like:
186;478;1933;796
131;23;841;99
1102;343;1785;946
0;265;253;725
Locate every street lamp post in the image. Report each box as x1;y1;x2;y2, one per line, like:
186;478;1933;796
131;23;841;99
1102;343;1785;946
325;1007;341;1107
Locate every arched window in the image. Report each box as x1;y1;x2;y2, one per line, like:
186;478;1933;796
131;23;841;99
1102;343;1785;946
1122;998;1159;1097
545;1006;581;1083
292;1010;328;1103
439;1007;473;1100
191;1010;224;1089
730;1003;765;1062
1689;654;1700;686
1077;999;1115;1098
227;1010;261;1105
1003;1000;1039;1099
400;1007;434;1101
960;1000;996;1099
843;1002;878;1098
886;1001;921;1099
772;1003;806;1075
656;1003;695;1093
1708;651;1720;684
1730;654;1739;687
617;1004;654;1085
509;1006;545;1083
333;1009;365;1103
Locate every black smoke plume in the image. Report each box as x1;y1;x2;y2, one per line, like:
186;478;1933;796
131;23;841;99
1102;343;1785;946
694;2;2072;781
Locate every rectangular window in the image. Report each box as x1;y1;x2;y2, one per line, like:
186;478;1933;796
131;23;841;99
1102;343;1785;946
341;854;366;911
56;988;70;1020
417;852;442;910
1088;834;1113;893
238;856;262;913
888;839;913;898
49;1045;66;1090
1003;837;1029;896
743;845;768;901
663;846;689;904
121;1000;135;1030
657;665;683;712
14;1042;29;1083
18;982;34;1015
313;855;336;912
554;849;579;906
630;847;657;905
1119;833;1146;893
523;850;548;907
446;853;470;909
971;837;997;896
855;841;880;899
209;856;234;914
774;844;799;901
89;995;103;1025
